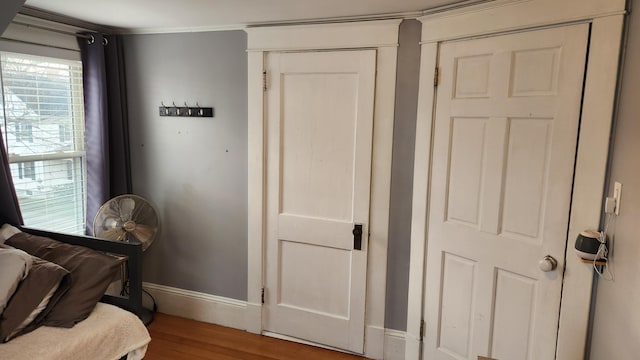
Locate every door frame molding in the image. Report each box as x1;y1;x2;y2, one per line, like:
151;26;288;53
245;19;400;359
406;0;626;359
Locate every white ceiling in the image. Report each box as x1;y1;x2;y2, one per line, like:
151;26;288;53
23;0;471;33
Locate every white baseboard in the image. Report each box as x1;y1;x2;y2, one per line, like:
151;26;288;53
365;325;385;359
142;282;407;359
384;329;407;360
245;302;262;334
404;335;421;360
142;282;247;330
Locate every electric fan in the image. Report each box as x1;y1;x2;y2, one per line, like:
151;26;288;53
93;194;158;251
93;194;158;324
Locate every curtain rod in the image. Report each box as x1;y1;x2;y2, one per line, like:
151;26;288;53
79;33;109;46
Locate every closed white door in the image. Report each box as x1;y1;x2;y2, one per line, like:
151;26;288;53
423;25;589;360
263;50;376;353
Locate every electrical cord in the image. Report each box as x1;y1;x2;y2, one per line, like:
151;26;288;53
119;275;157;313
143;288;158;313
594;213;614;280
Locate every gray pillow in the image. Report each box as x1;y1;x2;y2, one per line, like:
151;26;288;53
0;247;32;314
0;224;21;244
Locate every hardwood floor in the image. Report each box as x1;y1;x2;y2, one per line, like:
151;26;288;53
145;313;367;360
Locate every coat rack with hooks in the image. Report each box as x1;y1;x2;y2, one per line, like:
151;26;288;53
159;102;214;117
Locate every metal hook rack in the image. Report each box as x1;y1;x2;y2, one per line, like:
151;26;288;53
159;101;214;117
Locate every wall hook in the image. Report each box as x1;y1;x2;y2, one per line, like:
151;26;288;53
159;101;213;118
160;101;169;115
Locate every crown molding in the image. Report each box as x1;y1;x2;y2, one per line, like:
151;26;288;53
417;0;626;43
18;1;494;36
19;6;112;33
245;19;402;51
110;24;247;35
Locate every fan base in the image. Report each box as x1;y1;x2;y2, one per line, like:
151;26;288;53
141;307;154;326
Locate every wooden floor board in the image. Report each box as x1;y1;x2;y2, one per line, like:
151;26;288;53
145;313;367;360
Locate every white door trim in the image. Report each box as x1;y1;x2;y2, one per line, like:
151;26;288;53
406;1;626;359
245;19;400;360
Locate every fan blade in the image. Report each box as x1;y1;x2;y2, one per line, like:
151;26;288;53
97;227;126;241
132;202;156;225
119;198;136;221
100;216;121;229
130;224;156;251
100;205;123;222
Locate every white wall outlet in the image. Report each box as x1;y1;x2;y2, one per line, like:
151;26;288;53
613;181;622;215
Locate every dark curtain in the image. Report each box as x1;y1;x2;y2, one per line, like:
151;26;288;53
0;0;25;226
0;131;23;226
78;33;132;235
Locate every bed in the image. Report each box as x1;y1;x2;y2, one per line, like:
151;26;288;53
0;225;151;360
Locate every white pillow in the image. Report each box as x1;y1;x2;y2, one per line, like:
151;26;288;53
0;248;33;315
0;224;21;244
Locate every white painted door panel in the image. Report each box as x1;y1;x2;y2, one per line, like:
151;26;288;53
264;50;376;353
423;25;589;360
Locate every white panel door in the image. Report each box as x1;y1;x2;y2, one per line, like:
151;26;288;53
423;25;589;360
264;50;376;353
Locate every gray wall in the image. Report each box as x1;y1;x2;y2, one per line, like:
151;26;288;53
123;31;248;300
122;16;640;338
0;0;25;34
589;4;640;359
385;19;421;331
122;21;420;330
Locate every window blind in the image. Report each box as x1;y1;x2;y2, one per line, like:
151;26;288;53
0;51;86;234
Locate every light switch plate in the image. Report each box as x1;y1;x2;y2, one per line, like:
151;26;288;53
613;181;622;215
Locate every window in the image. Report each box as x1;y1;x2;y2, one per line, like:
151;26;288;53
0;52;86;235
59;124;72;143
17;161;36;180
15;123;33;142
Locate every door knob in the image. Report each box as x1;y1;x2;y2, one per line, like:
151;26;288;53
538;255;558;272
